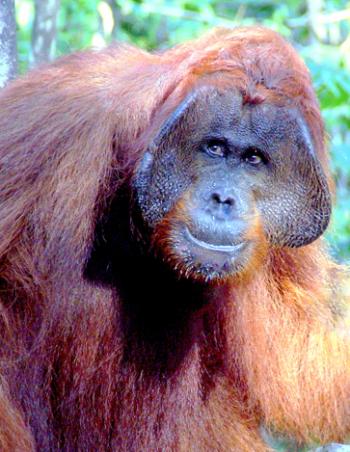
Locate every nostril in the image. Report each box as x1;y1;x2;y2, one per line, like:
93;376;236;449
211;192;235;207
211;193;221;204
223;197;234;207
207;191;236;220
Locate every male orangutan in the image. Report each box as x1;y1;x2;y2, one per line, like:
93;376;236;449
0;26;349;452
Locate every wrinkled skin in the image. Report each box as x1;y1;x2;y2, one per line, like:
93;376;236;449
134;86;331;282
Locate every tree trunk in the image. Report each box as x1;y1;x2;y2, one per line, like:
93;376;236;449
0;0;17;87
107;0;122;41
31;0;61;67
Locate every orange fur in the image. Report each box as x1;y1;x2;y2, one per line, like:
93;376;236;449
0;26;349;451
229;245;350;444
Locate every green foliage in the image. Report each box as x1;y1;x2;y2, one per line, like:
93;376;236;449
15;0;350;260
57;0;100;53
16;0;34;72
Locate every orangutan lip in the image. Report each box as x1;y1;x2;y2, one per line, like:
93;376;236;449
184;227;244;253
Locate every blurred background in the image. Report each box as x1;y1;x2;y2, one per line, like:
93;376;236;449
7;0;350;260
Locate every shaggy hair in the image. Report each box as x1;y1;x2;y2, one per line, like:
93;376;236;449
0;26;349;451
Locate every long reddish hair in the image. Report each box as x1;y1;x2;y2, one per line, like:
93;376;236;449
0;26;348;451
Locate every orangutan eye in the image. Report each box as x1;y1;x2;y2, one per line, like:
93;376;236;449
203;141;227;158
242;148;267;165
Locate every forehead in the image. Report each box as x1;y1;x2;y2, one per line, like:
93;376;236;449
186;88;310;155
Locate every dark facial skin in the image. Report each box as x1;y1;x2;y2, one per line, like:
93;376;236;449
134;86;331;282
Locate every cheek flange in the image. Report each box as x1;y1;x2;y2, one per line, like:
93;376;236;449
134;148;192;229
258;159;332;248
133;151;154;214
